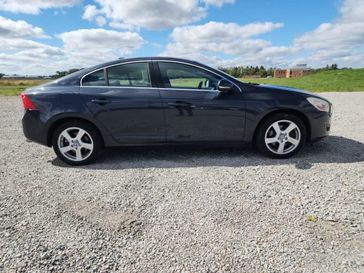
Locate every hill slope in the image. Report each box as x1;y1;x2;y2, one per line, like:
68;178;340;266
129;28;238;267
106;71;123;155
241;69;364;92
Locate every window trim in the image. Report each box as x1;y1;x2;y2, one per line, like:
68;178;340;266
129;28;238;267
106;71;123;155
81;61;152;88
81;68;107;87
156;61;223;92
106;62;152;88
80;60;242;92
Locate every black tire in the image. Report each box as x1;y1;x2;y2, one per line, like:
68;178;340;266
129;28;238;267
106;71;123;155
52;120;102;165
255;113;307;159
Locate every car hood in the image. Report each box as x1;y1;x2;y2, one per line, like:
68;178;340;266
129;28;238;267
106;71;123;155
256;84;330;102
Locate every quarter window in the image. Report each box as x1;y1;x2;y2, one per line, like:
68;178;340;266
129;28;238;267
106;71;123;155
82;69;107;86
158;62;221;90
107;62;151;87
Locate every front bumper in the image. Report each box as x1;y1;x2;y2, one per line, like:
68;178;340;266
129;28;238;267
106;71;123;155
309;109;332;141
22;110;48;146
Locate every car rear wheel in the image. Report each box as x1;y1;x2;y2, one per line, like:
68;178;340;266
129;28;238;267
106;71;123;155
52;121;102;165
256;113;306;158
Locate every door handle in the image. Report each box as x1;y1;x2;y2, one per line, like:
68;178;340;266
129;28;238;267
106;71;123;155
91;98;111;105
167;102;196;108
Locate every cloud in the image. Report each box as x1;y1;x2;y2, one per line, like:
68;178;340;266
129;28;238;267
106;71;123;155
163;21;288;67
204;0;235;7
0;15;66;75
95;16;106;26
0;16;48;38
0;39;64;75
82;5;100;21
0;14;145;75
83;0;235;30
292;0;364;67
0;0;79;14
57;28;145;66
163;0;364;68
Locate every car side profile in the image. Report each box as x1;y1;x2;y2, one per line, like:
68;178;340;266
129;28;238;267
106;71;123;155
21;57;332;165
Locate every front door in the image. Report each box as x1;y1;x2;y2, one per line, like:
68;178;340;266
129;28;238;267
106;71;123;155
79;62;165;144
155;61;246;142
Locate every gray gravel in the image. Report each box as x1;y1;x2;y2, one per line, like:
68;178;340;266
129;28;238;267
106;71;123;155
0;92;363;273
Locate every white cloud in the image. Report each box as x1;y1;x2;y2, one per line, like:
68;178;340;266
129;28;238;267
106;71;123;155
163;21;288;67
0;38;64;75
170;21;283;41
82;5;100;21
0;0;79;14
108;21;138;31
58;28;145;67
204;0;235;7
83;0;234;30
0;14;145;75
292;0;364;67
83;5;107;26
340;0;364;22
0;16;48;38
95;16;106;26
163;0;364;68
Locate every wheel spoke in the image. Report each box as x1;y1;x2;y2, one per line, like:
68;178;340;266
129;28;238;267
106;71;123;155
265;137;278;144
60;145;73;154
277;142;285;154
80;142;93;150
61;131;72;142
284;123;297;134
75;129;86;141
287;137;299;146
75;149;83;161
272;122;281;134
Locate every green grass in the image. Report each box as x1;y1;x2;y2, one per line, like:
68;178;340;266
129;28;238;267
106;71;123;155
0;85;35;96
0;79;48;96
240;69;364;92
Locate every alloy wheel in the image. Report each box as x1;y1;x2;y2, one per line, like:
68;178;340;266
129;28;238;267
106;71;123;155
57;127;94;162
264;119;301;155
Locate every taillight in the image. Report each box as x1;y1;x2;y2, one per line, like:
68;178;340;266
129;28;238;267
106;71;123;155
21;93;37;110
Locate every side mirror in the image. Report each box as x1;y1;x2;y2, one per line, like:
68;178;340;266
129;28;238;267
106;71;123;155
218;79;234;93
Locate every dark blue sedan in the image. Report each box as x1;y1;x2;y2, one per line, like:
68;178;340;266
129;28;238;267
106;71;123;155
21;57;332;165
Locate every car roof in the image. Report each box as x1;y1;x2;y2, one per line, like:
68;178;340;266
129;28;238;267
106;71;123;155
87;56;203;71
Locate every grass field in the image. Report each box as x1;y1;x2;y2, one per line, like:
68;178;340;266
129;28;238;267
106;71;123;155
0;69;363;95
240;69;364;92
0;79;49;96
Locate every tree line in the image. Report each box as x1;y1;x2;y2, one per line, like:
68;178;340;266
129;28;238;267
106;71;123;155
51;68;82;78
219;63;342;78
218;66;275;78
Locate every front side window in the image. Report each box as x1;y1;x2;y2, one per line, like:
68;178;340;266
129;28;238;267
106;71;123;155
82;69;107;86
107;62;151;87
158;62;221;90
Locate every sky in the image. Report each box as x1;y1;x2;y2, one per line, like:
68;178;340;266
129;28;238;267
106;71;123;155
0;0;364;75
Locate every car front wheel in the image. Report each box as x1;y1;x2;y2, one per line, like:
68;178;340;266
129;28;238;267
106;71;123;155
256;113;306;158
52;121;102;165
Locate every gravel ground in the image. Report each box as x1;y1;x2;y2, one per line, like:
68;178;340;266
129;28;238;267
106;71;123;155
0;92;363;273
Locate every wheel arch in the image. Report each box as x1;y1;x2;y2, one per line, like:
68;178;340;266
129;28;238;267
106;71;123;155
252;109;311;144
46;116;105;147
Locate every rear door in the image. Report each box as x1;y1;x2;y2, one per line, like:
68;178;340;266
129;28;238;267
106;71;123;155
155;61;246;142
79;62;165;144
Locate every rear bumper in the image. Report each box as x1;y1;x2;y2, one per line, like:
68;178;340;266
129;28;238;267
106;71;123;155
22;110;48;146
309;111;331;141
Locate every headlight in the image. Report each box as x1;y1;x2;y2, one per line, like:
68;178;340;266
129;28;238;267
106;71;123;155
307;97;330;112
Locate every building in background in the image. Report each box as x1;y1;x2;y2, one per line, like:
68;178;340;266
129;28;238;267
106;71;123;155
274;64;312;78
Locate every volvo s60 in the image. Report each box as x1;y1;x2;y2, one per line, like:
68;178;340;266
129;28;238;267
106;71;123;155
21;57;332;165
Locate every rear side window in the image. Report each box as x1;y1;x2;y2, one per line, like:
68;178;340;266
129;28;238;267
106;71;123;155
82;69;107;86
107;63;151;87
